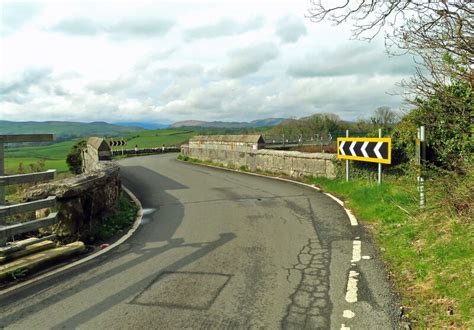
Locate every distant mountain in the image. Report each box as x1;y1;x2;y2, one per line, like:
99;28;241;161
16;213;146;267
112;122;169;129
0;121;145;140
170;118;286;128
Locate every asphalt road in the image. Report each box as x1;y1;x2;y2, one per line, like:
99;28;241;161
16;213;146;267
0;154;398;329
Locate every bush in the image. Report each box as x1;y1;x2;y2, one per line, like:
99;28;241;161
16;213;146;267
66;140;86;174
395;79;472;172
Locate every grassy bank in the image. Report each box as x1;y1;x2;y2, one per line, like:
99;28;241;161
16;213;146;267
306;174;473;328
178;155;473;328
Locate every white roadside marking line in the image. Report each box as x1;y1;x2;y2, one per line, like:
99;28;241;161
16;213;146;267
351;240;361;263
341;324;350;330
324;192;344;206
343;310;355;319
345;270;359;303
345;208;358;226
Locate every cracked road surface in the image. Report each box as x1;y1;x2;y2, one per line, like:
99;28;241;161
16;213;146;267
0;154;398;329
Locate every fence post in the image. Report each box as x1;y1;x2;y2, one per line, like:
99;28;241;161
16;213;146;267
378;128;382;185
345;130;349;182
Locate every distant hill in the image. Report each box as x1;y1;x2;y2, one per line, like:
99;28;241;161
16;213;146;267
112;121;169;129
0;121;145;140
170;118;286;128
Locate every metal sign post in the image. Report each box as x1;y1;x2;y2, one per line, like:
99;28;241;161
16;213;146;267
345;130;349;182
417;126;426;208
378;129;382;185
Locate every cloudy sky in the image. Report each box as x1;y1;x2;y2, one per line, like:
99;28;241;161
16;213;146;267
0;0;417;124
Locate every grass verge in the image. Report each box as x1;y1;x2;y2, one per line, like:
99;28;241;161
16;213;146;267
305;175;473;328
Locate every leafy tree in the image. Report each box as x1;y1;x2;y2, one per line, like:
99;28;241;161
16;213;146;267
66;140;86;174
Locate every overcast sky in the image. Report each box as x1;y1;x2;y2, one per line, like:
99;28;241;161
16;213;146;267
0;0;417;124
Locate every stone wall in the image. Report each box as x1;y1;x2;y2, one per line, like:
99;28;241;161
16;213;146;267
27;138;121;238
181;144;337;178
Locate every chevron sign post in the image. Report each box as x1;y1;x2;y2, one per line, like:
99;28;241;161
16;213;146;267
337;137;391;164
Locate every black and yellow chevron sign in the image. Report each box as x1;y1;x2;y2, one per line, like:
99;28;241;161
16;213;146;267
337;137;391;164
109;139;127;147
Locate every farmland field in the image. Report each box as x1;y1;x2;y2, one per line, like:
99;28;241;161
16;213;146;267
3;129;199;175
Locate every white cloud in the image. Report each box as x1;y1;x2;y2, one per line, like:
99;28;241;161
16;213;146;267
0;0;417;124
220;43;280;78
184;16;264;41
276;15;307;43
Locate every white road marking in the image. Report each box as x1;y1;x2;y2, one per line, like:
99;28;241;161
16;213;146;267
339;141;346;155
345;270;359;303
343;310;356;319
374;142;383;159
362;255;371;260
345;208;358;226
351;240;361;263
324;192;344;206
341;324;350;330
349;141;356;156
361;141;369;158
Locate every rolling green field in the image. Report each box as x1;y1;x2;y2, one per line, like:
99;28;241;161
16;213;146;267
110;129;197;150
3;129;199;175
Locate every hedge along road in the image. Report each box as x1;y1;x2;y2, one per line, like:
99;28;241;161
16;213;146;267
0;154;398;329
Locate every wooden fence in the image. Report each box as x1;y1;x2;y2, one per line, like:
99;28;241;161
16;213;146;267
0;134;58;249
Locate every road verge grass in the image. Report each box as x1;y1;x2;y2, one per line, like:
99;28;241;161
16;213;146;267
305;174;473;328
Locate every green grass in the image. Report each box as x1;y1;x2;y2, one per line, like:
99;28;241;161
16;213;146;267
4;129;199;175
305;175;473;328
5;157;69;174
4;140;78;174
110;129;197;150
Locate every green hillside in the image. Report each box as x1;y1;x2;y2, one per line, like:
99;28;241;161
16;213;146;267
3;129;199;175
0;121;144;140
111;129;197;150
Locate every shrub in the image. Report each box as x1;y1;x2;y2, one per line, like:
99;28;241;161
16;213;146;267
66;140;86;174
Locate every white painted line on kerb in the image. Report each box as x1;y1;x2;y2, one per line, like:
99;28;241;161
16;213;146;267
323;191;358;226
345;208;358;226
324;192;344;206
351;240;361;263
345;270;359;303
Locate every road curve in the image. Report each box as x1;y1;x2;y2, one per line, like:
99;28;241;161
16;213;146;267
0;154;397;329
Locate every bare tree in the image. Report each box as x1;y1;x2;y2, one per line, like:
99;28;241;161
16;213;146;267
371;106;398;127
308;1;473;102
